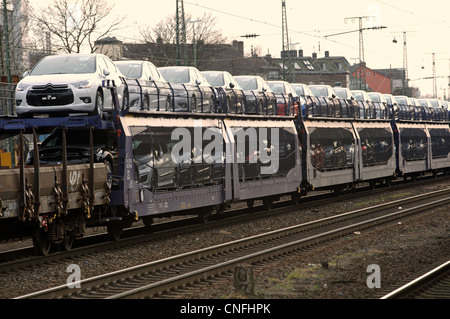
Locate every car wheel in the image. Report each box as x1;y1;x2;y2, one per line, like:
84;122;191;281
165;96;171;111
209;95;215;113
122;89;129;109
190;96;197;112
143;94;150;110
104;159;113;189
258;99;264;114
93;90;103;116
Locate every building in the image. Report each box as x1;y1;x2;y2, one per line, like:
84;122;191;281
265;50;350;87
94;37;123;61
350;63;392;94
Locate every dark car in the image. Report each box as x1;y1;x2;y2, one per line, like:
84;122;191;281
26;128;118;188
308;84;342;118
334;87;360;118
290;83;317;118
234;75;276;114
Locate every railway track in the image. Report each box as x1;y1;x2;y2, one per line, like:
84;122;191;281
15;187;450;299
0;176;445;276
381;260;450;299
0;175;445;267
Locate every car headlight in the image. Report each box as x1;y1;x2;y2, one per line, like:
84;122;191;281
16;83;30;91
72;79;93;89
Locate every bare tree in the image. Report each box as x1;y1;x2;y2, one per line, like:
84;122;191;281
140;12;227;46
31;0;124;53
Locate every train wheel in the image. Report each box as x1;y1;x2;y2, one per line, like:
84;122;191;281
263;198;274;211
291;193;301;205
33;228;51;256
198;212;209;223
107;220;123;241
61;235;74;252
142;216;153;229
197;207;212;223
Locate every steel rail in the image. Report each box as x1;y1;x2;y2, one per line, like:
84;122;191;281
381;260;450;299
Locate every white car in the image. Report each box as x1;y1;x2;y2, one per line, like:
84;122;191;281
15;53;127;117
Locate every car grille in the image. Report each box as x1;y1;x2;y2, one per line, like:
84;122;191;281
26;83;74;106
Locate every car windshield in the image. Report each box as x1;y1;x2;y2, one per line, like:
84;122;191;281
429;100;440;108
418;100;428;107
334;88;348;99
268;82;285;93
309;86;328;97
292;85;305;96
396;97;408;105
203;73;224;86
42;130;109;147
235;77;257;90
159;68;189;83
352;91;365;101
368;93;381;102
117;63;143;79
30;55;96;75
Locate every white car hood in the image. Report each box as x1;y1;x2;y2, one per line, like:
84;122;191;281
19;73;97;86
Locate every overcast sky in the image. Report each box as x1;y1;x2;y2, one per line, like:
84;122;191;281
35;0;450;97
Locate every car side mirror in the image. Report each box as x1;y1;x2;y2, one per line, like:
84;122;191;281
229;82;235;89
103;68;110;76
149;76;154;81
22;70;29;78
195;79;202;86
332;94;336;98
350;96;355;100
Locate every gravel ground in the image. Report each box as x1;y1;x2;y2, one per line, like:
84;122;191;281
0;179;449;299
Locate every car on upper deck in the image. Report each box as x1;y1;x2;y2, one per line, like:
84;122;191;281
334;87;360;118
15;53;127;118
115;60;171;111
267;80;300;116
158;66;216;113
308;84;343;118
352;90;377;119
427;98;447;121
201;70;244;113
234;75;276;115
417;98;434;121
290;83;316;117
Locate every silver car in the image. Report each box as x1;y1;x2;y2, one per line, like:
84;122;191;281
15;53;127;117
158;66;216;113
115;60;171;111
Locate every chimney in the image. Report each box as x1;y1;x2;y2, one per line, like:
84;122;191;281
325;50;329;58
299;49;303;57
312;52;317;59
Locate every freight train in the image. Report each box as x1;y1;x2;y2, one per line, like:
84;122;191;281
1;79;449;255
